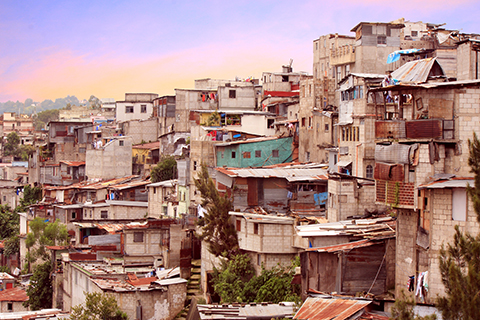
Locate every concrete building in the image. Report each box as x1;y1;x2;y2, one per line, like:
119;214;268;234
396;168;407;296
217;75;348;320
215;163;328;214
369;79;480;302
116;93;158;122
147;179;178;218
0;287;28;313
85;136;132;180
215;136;294;168
62;259;186;320
118;118;159;146
230;212;299;274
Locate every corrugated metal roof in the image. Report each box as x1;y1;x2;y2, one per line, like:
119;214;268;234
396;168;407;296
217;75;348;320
307;239;374;252
419;178;474;189
391;57;443;84
109;180;150;190
147;179;177;188
294;297;371;320
132;141;160;150
197;302;296;320
216;167;328;180
0;273;14;281
296;217;395;238
0;287;28;302
59;161;85;167
155;278;188;286
215;136;287;147
229;211;295;224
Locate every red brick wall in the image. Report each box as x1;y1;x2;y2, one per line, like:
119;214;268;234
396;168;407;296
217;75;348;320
376;180;414;207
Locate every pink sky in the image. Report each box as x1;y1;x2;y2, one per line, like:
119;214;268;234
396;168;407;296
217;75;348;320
1;0;479;103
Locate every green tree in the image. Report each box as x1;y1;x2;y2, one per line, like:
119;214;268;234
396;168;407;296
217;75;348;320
437;132;480;320
4;132;20;157
16;185;43;213
213;253;255;303
24;261;53;310
0;205;19;239
88;95;101;109
390;291;437;320
194;164;238;258
70;292;127;320
35;109;59;130
151;155;177;183
212;254;301;304
25;218;68;268
4;235;19;257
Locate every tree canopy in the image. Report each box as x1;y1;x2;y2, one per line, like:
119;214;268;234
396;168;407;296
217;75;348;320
24;261;53;310
0;204;19;240
70;292;127;320
194;164;238;259
151;155;177;183
437;132;480;320
212;254;301;304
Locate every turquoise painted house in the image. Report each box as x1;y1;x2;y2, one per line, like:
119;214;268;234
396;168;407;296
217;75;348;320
215;136;293;168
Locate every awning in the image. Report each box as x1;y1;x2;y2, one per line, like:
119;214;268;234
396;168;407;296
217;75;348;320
387;48;423;63
336;160;352;168
334;121;353;126
419;179;474;189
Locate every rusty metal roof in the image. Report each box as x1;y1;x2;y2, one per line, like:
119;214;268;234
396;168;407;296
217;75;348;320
0;273;14;281
419;177;474;189
0;287;28;302
391;57;445;84
59;161;85;167
216;166;328;181
197;302;296;320
132;141;160;150
294;297;371;320
306;239;374;252
108;180;150;190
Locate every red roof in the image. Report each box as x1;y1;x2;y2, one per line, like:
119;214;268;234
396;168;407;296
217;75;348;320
0;287;28;302
294;297;371;320
60;161;86;167
126;276;157;286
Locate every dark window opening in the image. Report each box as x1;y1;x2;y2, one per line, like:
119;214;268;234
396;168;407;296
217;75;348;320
254;223;259;234
243;152;251;159
282;75;289;82
101;210;108;219
141;105;147;113
255;150;261;158
125;106;134;113
232;151;236;159
134;232;144;242
229;90;236;98
272;150;279;158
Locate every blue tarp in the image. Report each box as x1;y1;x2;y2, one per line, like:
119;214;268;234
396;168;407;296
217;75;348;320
387;49;423;64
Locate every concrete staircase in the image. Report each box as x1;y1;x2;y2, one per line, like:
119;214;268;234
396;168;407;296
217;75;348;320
176;259;202;320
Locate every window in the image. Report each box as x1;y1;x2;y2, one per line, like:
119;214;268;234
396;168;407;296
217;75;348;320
101;210;108;219
452;189;467;221
255;150;261;158
257;254;261;266
221;151;224;159
325;124;329;132
366;165;373;179
71;211;76;219
267;119;275;128
272;150;279;158
67;167;71;175
306;152;310;162
254;223;259;234
140;105;147;113
134;232;144;242
231;151;236;159
8;302;12;311
193;161;197;170
308;117;312;127
282;75;289;82
301;117;306;127
411;30;418;37
79;147;86;153
2;196;5;202
236;220;241;231
229;90;236;98
377;35;387;45
243;152;251;159
119;140;124;146
125;106;134;113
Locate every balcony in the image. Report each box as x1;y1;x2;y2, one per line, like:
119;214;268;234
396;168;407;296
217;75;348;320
375;119;454;141
330;45;355;66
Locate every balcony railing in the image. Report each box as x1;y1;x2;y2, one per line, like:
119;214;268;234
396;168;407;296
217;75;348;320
375;119;454;140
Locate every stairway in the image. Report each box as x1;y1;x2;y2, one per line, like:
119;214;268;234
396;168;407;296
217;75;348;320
176;259;202;320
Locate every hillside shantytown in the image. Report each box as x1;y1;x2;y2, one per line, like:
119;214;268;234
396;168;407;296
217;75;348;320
0;17;479;319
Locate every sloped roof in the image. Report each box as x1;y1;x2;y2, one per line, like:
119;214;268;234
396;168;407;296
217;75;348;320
294;297;371;320
391;57;445;84
59;161;85;167
0;287;28;302
132;141;160;150
216;166;328;181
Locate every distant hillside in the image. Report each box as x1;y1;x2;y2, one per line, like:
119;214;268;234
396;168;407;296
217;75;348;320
0;96;81;115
